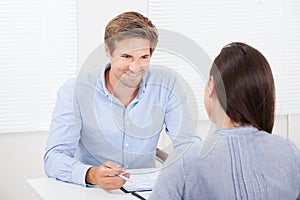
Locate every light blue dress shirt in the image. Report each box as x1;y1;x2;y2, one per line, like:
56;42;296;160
149;126;300;200
44;65;200;186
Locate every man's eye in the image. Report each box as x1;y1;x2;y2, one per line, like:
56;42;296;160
141;55;149;59
121;55;131;58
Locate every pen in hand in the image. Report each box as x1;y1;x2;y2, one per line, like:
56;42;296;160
115;173;131;182
102;161;130;182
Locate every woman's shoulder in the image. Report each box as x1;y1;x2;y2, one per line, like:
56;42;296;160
259;130;299;153
180;141;203;167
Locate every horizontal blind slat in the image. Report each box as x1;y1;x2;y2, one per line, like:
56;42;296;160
0;0;78;133
149;0;300;118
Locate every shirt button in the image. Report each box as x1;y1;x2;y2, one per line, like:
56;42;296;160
125;143;129;147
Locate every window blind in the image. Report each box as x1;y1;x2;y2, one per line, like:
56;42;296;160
148;0;300;120
0;0;78;132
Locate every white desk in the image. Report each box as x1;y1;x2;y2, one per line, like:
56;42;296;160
27;178;139;200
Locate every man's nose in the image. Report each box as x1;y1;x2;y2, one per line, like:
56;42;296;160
129;60;140;72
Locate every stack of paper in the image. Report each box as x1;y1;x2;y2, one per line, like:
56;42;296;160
121;168;160;193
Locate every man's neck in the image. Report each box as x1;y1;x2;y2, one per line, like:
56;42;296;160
105;69;139;107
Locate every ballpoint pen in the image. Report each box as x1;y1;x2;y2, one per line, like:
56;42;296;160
115;173;131;182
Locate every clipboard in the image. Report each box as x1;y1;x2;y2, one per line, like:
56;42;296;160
132;191;152;200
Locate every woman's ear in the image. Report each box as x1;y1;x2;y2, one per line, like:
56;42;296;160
208;76;216;98
104;44;111;58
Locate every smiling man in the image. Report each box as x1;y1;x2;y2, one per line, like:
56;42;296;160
105;37;151;106
44;11;200;190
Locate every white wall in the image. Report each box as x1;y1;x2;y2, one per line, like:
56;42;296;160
0;132;47;200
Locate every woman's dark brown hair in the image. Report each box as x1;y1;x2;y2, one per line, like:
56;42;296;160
210;42;275;133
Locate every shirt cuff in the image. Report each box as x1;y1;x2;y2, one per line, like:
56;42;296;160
72;163;93;186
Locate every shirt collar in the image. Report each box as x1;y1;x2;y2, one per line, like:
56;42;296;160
216;125;258;135
199;126;259;159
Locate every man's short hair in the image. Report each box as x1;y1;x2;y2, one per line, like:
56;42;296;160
104;11;158;56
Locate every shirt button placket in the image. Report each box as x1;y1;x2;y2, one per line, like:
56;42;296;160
124;112;131;170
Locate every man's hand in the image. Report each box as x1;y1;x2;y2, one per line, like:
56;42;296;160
85;161;130;190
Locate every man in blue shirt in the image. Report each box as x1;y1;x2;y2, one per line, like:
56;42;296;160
44;11;200;190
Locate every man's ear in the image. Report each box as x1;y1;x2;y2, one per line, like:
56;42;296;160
208;76;216;98
104;44;111;57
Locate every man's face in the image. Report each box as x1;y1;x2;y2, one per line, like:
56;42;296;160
106;38;151;89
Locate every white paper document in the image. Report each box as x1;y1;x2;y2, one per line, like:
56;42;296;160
121;168;160;192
